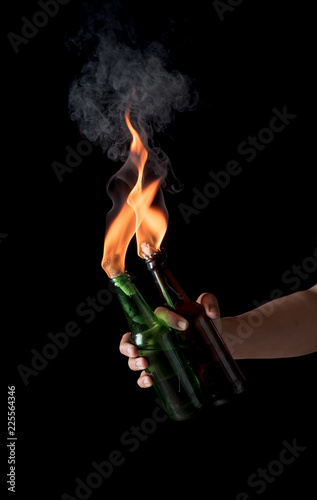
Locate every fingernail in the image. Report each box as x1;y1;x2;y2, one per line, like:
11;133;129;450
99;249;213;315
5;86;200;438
177;320;188;330
136;359;145;367
143;377;151;386
127;346;135;355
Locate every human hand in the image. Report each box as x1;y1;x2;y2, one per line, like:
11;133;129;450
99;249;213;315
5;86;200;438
119;292;221;388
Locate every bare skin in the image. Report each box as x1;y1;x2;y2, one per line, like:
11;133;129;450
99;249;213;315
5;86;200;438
119;285;317;388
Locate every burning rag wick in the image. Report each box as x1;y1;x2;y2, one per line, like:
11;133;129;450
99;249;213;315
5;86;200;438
140;242;158;259
104;243;158;278
103;254;125;279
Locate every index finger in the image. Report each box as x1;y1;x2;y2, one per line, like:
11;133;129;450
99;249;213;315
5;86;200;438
197;292;220;319
119;332;138;358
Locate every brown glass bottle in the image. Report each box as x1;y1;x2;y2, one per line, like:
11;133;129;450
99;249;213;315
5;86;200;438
144;251;246;406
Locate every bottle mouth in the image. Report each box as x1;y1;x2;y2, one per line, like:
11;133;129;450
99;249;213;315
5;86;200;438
144;248;167;271
111;272;135;296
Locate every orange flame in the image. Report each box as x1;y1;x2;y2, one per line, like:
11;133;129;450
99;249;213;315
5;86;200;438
101;111;168;278
136;206;168;258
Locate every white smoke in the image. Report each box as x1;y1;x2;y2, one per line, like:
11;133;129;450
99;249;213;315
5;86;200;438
67;1;197;192
69;36;194;158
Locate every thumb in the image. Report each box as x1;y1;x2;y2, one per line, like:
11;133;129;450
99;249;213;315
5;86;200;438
154;306;189;331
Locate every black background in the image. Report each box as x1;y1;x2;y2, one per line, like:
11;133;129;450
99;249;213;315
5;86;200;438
1;1;316;499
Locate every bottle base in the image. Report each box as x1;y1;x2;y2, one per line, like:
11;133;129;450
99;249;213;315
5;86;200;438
210;381;247;407
168;403;205;421
211;397;231;407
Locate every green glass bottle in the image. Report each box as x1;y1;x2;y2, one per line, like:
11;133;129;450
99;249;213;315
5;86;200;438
144;251;247;406
111;272;206;421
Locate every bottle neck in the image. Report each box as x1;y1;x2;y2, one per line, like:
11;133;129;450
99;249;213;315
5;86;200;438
111;272;157;335
145;252;194;313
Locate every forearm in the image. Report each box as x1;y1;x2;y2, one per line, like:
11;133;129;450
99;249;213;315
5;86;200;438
221;285;317;359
